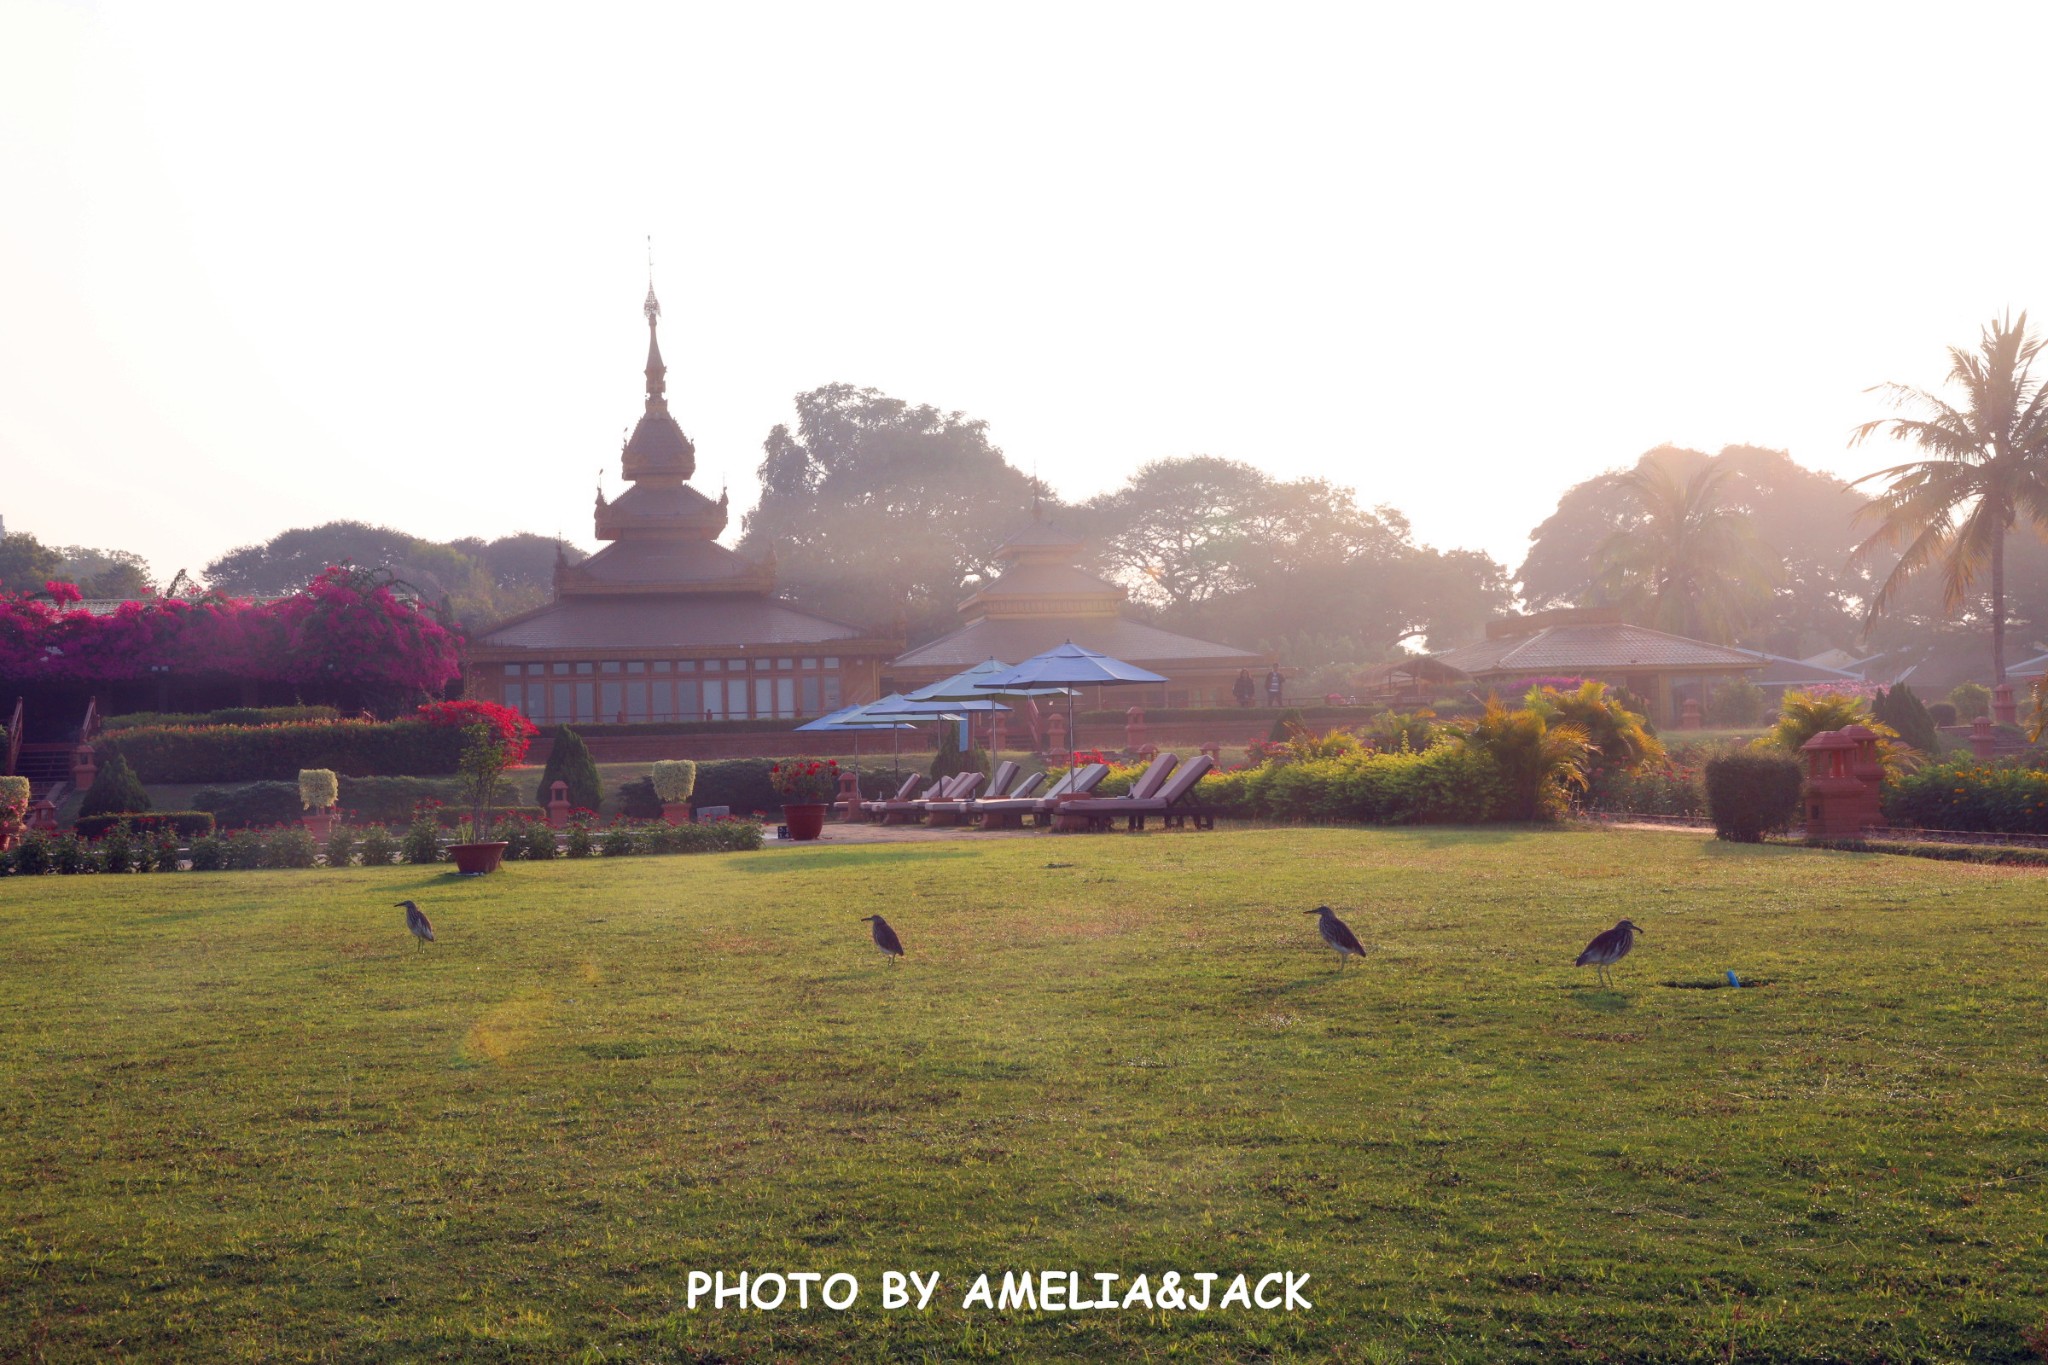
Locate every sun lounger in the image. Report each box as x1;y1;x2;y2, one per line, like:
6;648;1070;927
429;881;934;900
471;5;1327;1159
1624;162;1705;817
925;769;1048;828
860;773;926;821
926;763;1015;826
1058;753;1215;832
965;761;1111;828
879;771;985;825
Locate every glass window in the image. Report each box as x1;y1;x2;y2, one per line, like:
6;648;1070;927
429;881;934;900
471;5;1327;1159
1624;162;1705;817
627;681;649;721
601;682;622;721
824;677;841;710
653;660;671;673
704;659;721;673
801;657;818;670
701;680;723;720
529;663;547;675
552;681;572;716
576;662;594;675
823;657;839;669
601;661;621;674
552;662;570;676
775;658;794;670
801;677;820;714
728;659;747;672
676;659;694;672
727;678;748;718
504;664;519;676
776;677;795;718
678;680;700;719
575;682;595;722
626;661;646;674
754;678;773;716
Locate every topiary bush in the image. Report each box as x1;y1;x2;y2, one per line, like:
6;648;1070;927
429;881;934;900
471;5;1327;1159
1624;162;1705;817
75;811;214;840
1884;757;2048;834
1873;684;1938;754
651;760;697;803
99;718;468;784
535;726;603;812
1949;682;1992;721
1928;701;1959;727
1706;677;1767;727
616;776;664;820
79;753;152;820
1704;751;1804;842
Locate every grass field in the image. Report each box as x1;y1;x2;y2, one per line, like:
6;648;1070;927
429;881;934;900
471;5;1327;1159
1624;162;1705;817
3;827;2046;1362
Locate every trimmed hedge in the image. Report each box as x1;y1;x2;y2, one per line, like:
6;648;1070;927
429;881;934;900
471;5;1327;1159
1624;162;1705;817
1704;752;1804;842
100;719;466;783
102;705;341;732
1073;746;1506;824
1884;758;2048;835
195;782;302;829
75;811;216;839
79;754;153;819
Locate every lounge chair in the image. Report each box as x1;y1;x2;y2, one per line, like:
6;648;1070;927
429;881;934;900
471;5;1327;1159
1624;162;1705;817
966;762;1110;829
926;769;1048;828
1059;753;1215;832
860;773;927;821
879;771;985;825
926;762;1016;826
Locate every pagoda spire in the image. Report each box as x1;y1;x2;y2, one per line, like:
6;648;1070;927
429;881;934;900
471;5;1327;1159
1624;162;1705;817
643;280;667;406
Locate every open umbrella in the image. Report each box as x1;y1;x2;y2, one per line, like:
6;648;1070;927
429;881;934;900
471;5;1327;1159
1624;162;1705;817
905;659;1072;770
975;641;1167;767
857;692;1009;775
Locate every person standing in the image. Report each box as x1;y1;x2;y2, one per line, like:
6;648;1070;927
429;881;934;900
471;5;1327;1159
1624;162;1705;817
1233;669;1255;708
1265;668;1283;707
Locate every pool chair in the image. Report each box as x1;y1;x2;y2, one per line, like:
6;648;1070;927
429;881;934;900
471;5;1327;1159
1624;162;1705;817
927;761;1017;826
927;768;1048;828
859;772;927;821
1058;753;1216;832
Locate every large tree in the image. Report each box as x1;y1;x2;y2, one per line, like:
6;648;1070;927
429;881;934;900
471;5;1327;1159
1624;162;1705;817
0;532;63;593
206;522;583;629
1081;456;1510;656
738;384;1045;641
1851;312;2048;682
53;546;154;599
1519;445;1859;654
1594;448;1777;643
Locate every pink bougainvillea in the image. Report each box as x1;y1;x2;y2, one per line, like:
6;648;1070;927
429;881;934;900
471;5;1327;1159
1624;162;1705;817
0;566;463;693
416;699;537;763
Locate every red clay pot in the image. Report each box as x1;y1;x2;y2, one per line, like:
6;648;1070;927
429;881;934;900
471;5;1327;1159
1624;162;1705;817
782;802;828;841
448;841;509;875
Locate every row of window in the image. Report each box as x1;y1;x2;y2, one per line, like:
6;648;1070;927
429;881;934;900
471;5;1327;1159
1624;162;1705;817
501;658;844;724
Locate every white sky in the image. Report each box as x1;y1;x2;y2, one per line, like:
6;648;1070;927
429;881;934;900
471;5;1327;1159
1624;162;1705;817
3;0;2044;591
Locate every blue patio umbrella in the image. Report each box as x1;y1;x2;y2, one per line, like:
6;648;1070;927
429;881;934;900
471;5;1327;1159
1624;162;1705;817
976;641;1167;765
796;700;922;772
855;692;1009;775
905;659;1072;766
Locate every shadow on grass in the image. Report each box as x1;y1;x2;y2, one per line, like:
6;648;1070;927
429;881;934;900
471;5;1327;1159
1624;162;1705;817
1569;987;1636;1013
733;848;980;874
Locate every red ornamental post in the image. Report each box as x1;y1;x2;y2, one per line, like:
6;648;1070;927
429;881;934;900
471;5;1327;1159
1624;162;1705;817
1048;712;1067;761
547;780;571;830
1970;715;1997;760
1800;725;1884;839
1126;705;1147;754
1994;682;2019;726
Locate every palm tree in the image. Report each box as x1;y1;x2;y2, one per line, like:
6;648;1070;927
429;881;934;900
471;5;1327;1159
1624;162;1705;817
1851;313;2048;682
1595;448;1776;642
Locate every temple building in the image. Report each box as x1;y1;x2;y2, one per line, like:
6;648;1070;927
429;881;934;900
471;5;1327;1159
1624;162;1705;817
464;288;899;724
888;514;1265;707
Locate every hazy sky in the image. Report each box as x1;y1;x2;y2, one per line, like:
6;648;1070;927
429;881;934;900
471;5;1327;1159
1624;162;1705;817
4;1;2045;591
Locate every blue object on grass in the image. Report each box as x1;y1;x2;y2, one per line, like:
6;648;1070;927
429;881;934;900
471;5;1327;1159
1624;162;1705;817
1726;970;1741;988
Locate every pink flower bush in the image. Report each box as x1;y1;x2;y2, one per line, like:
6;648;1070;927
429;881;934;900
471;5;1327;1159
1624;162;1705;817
0;566;462;693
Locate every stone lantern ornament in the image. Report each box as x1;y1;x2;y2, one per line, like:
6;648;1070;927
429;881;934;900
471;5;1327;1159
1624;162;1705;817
1799;724;1885;839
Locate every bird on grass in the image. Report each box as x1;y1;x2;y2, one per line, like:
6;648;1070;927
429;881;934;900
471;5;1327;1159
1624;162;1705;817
1305;905;1368;969
395;899;435;949
1574;918;1641;987
861;914;905;961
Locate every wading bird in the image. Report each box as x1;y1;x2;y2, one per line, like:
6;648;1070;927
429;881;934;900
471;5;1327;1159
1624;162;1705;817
1305;905;1368;968
861;914;905;961
1575;918;1641;987
395;899;435;949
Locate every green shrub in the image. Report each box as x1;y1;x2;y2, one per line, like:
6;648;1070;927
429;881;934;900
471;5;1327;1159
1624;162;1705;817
564;823;595;858
187;834;227;870
616;776;664;820
358;827;399;867
401;812;442;864
79;753;152;820
1763;691;1903;770
1949;682;1992;721
1706;677;1767;727
612;819;764;854
1587;764;1707;817
97;824;139;873
51;834;93;874
599;826;636;857
1928;701;1959;727
535;726;603;812
143;828;181;872
1703;752;1804;842
651;760;697;803
324;825;357;867
74;811;215;839
223;829;268;870
1884;757;2048;834
194;782;305;830
10;831;55;875
1267;708;1305;743
500;818;558;861
1873;684;1939;753
1456;699;1595;821
99;718;466;784
689;759;899;814
266;827;318;869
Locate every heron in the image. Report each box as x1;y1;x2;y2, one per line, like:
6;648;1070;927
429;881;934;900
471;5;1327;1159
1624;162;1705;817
395;899;435;949
1574;918;1641;987
861;914;905;961
1305;905;1368;969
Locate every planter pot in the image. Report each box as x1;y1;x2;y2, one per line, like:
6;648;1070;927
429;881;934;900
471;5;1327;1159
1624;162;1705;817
303;810;338;840
448;841;510;875
781;802;829;842
661;800;693;826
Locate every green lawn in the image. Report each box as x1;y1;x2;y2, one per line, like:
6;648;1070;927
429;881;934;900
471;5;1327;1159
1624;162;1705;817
3;828;2045;1362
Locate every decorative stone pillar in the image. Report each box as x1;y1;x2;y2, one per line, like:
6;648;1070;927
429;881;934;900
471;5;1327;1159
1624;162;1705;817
1199;742;1221;764
70;745;97;792
1970;715;1997;760
1800;725;1885;839
547;780;572;830
1125;706;1148;753
1993;682;2019;726
834;768;864;821
1679;698;1704;730
1048;712;1067;760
